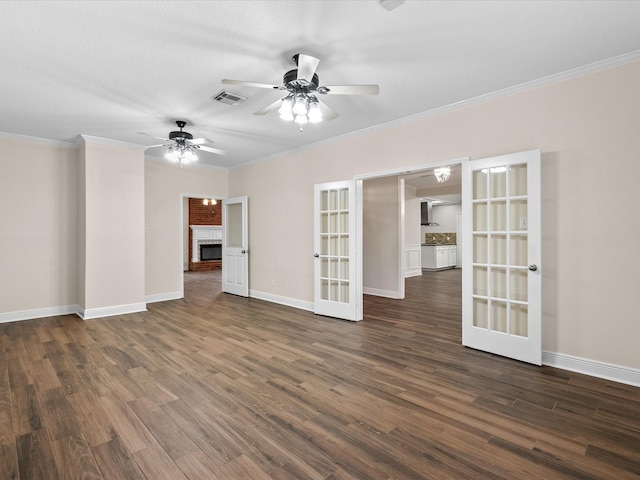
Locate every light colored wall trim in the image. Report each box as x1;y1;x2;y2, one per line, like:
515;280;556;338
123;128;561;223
77;134;145;149
405;244;422;278
230;50;640;171
145;292;182;304
0;305;79;324
543;351;640;388
79;302;147;320
405;270;423;278
249;290;314;312
0;131;76;147
363;287;402;299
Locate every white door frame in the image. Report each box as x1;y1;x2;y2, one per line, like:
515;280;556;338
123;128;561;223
222;196;249;297
354;157;468;302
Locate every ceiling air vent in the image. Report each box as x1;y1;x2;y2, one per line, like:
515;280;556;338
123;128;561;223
212;90;247;106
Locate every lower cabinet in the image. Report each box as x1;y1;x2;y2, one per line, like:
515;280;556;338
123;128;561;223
421;245;457;270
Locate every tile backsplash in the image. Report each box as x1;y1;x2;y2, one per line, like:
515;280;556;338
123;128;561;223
424;233;456;244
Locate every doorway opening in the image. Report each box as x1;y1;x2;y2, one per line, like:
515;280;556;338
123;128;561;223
359;159;465;307
180;194;225;298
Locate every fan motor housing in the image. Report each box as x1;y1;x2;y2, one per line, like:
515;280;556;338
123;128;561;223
283;69;320;90
169;130;193;141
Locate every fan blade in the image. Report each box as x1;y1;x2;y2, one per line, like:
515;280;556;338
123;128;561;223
222;79;280;89
143;143;168;149
190;137;215;145
296;54;320;83
321;84;380;95
254;98;283;116
197;145;226;155
318;100;339;121
137;131;170;141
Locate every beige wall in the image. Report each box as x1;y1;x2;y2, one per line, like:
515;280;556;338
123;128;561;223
0;137;78;314
144;160;228;298
0;137;227;318
80;139;145;313
363;176;400;295
230;60;640;370
404;184;421;246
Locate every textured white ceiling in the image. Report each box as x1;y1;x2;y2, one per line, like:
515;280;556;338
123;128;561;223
2;1;640;168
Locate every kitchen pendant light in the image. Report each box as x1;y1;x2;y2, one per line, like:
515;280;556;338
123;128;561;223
434;166;451;183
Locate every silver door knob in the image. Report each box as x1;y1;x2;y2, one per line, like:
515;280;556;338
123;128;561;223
314;253;320;258
528;264;538;271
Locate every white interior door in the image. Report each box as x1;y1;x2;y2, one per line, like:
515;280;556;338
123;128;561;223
222;196;249;297
462;150;541;365
314;180;362;321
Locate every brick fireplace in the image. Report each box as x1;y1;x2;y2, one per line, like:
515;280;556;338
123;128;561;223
188;198;222;271
190;225;223;271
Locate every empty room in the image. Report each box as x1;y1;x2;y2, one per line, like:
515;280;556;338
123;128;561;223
1;1;640;479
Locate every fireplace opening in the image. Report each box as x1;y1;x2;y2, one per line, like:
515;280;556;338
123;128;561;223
200;244;222;261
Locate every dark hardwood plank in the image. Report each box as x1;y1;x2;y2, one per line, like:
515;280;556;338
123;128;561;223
50;433;103;480
92;433;145;480
0;269;639;479
0;442;19;480
16;430;61;480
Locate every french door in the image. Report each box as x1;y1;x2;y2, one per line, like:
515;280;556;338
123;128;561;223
462;150;541;365
313;180;362;321
222;196;249;297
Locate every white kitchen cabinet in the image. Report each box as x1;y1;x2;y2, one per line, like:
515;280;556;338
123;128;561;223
448;245;457;267
421;245;457;270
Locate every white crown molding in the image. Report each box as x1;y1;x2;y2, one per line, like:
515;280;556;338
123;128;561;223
543;351;640;388
232;49;640;171
0;131;76;148
77;134;146;149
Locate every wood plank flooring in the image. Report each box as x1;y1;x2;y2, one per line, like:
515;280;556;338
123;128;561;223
1;269;639;479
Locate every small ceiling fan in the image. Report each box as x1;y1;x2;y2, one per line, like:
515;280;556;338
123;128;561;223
222;53;379;124
138;120;225;165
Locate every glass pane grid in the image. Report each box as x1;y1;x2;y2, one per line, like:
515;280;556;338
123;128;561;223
319;187;351;305
472;163;529;338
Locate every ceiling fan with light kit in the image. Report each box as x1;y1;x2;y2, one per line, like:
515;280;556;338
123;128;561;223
138;120;225;166
222;53;379;126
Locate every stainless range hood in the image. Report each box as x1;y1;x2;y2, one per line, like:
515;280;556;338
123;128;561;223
421;201;439;226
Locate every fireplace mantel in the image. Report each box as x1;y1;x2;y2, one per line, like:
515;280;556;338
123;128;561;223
190;225;223;262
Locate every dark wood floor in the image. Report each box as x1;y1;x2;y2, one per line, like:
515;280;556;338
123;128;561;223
1;269;639;479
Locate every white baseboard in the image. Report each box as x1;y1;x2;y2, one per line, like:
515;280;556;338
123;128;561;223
80;302;147;320
363;287;402;299
249;290;314;312
542;351;640;388
0;305;79;324
405;269;423;278
145;291;182;303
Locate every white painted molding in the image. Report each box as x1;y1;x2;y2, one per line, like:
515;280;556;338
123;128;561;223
249;290;314;312
0;305;79;324
405;244;422;278
542;351;640;388
405;270;422;278
231;50;640;171
363;287;402;299
77;134;146;149
80;302;147;320
145;292;182;304
0;131;76;148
